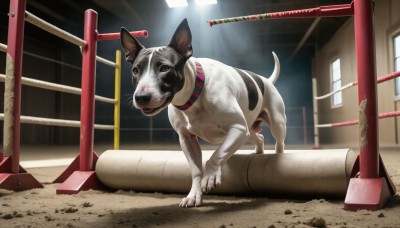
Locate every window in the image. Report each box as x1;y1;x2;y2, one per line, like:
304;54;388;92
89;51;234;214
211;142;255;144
331;58;342;107
394;34;400;96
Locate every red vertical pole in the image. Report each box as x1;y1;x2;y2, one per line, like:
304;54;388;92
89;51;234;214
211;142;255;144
3;0;26;173
354;0;379;178
80;9;98;171
344;0;393;211
56;9;105;194
0;0;42;191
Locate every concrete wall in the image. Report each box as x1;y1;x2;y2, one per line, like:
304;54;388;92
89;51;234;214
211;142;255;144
314;0;400;146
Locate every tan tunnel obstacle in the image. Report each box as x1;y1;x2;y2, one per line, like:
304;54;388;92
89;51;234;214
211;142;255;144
96;149;358;197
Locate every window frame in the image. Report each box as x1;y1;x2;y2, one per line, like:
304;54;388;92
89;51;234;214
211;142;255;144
394;33;400;97
330;57;343;108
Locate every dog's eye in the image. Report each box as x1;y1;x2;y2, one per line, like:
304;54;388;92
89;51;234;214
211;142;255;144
160;65;171;73
132;67;140;75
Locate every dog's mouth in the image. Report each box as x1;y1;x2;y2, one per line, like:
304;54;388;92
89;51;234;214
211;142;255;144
141;96;172;116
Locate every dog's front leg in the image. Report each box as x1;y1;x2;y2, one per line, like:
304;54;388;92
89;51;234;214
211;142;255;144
178;130;203;207
201;123;249;193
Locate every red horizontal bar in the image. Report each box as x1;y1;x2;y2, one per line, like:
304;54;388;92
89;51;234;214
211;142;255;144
331;120;359;127
350;71;400;87
377;71;400;84
330;111;400;128
97;30;148;41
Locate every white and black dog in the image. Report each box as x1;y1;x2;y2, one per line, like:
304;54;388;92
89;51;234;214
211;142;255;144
120;19;286;207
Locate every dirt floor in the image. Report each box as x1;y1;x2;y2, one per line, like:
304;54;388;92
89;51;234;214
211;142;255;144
1;145;399;228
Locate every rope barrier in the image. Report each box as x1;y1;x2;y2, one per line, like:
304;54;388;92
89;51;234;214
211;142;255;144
0;74;115;104
25;11;87;47
315;71;400;100
96;55;117;68
0;5;132;193
0;113;113;130
315;82;356;100
316;110;400;128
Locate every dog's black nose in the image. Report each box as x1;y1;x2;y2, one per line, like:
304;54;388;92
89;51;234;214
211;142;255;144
135;93;151;105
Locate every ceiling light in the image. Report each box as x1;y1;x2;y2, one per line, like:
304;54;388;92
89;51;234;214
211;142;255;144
166;0;188;8
195;0;217;5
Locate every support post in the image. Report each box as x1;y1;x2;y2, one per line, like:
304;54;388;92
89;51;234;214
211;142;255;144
56;9;106;194
0;0;42;191
114;50;121;150
79;9;98;172
302;106;307;145
312;78;320;149
344;0;394;211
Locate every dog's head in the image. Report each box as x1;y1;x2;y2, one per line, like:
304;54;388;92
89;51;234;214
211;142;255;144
120;19;193;116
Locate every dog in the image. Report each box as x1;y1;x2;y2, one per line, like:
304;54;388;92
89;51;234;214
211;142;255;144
120;19;286;207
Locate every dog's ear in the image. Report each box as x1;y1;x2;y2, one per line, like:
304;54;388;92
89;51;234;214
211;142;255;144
168;19;193;59
120;27;144;64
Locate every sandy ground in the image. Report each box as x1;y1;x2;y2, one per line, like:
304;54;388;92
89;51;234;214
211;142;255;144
1;145;399;228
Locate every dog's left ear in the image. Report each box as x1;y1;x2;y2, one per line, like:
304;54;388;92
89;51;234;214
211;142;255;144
120;27;144;64
169;19;193;58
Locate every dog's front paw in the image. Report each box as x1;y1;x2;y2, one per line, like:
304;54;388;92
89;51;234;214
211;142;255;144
179;196;201;208
180;178;203;208
201;160;222;193
179;190;202;208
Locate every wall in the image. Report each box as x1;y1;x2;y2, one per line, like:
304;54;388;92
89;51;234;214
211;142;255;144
314;0;400;146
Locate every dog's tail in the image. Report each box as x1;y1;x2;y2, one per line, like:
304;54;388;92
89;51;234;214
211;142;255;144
268;52;280;84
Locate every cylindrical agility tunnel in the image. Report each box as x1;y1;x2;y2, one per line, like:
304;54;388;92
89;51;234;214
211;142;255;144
96;149;358;198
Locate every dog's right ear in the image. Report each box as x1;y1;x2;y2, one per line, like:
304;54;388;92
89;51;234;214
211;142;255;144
120;27;144;64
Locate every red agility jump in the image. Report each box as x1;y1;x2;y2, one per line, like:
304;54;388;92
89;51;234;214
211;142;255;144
209;0;396;211
0;0;147;194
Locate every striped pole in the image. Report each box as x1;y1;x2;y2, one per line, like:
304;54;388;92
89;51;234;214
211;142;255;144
208;4;353;27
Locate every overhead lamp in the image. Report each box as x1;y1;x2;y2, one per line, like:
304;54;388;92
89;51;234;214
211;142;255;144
165;0;188;8
195;0;217;5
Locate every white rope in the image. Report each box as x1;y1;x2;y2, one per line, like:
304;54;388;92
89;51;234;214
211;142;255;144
0;74;115;104
0;42;6;52
25;11;87;47
0;113;114;130
315;124;332;128
96;55;117;68
314;82;356;100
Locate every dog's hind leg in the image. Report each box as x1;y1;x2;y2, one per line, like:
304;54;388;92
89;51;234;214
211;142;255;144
260;110;286;153
249;120;264;154
270;119;286;153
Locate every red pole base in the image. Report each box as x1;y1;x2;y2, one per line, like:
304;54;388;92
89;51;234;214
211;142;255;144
56;170;107;194
54;151;107;194
344;156;396;211
344;178;391;211
53;151;99;183
0;156;43;191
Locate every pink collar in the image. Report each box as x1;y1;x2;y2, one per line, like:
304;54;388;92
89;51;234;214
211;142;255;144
174;61;205;110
